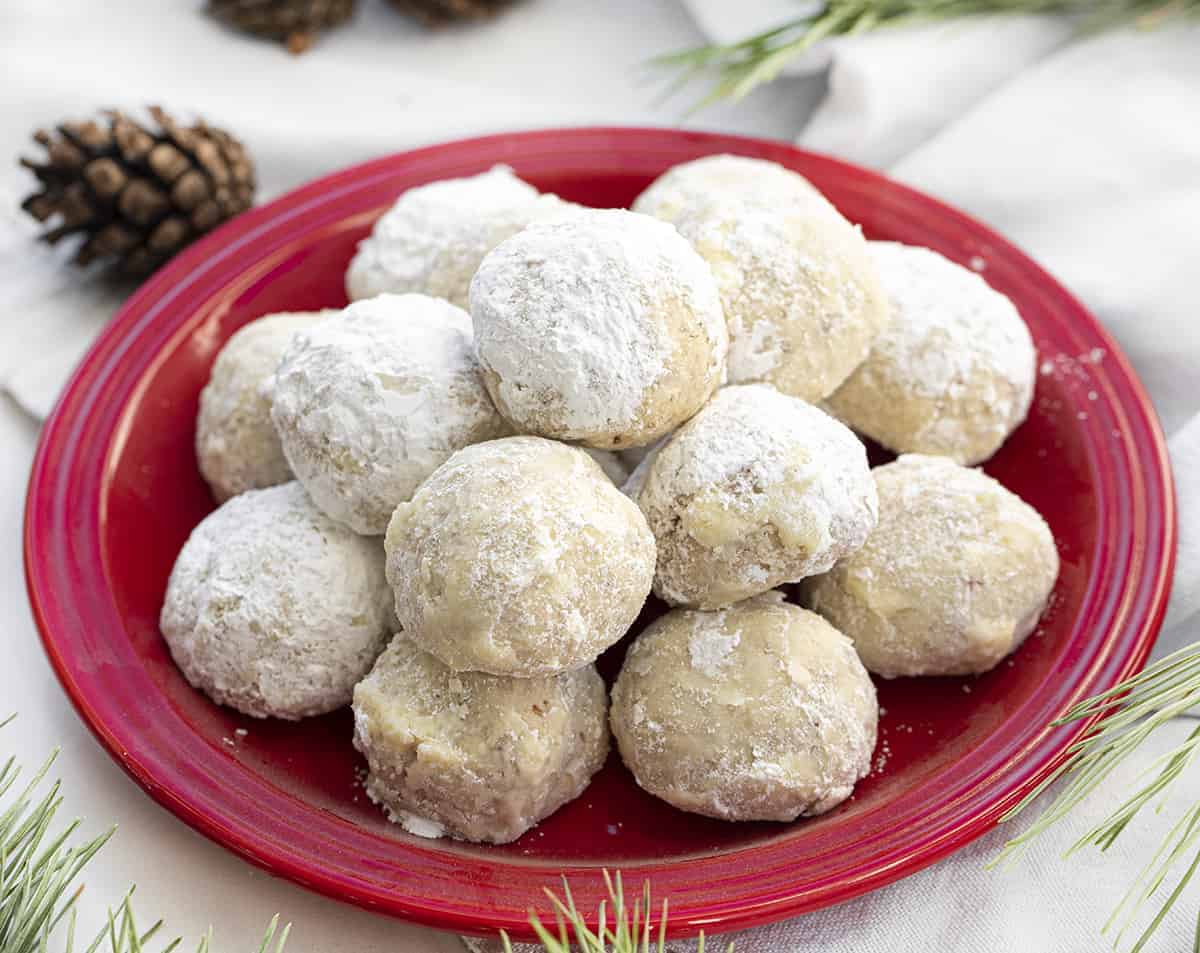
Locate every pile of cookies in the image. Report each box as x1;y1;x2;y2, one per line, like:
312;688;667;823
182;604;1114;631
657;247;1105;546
161;155;1059;845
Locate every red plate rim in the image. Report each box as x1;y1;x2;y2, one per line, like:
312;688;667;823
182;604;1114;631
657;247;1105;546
24;127;1177;939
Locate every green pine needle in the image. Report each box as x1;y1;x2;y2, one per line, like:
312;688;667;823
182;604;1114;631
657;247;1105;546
501;871;734;953
998;643;1200;951
653;0;1200;109
1;714;289;953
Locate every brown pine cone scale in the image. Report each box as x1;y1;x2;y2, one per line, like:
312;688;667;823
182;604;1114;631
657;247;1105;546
19;107;256;276
208;0;358;53
386;0;517;25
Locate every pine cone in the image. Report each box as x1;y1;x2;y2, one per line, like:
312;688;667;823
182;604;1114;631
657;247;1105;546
19;107;256;276
208;0;358;54
386;0;517;25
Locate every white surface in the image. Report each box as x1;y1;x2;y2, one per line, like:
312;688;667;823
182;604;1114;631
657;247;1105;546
1;1;1198;951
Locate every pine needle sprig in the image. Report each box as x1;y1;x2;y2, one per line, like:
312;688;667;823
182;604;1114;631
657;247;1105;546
997;643;1200;952
0;745;114;953
653;0;1200;108
501;870;734;953
1;715;289;953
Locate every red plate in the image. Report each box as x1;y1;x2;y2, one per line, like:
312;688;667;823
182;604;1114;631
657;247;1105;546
24;129;1176;940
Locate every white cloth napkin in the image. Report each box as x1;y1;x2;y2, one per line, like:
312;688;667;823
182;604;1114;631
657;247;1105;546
681;3;1075;167
3;2;1199;951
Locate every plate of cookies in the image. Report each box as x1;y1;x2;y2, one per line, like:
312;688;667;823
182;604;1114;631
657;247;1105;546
25;128;1176;940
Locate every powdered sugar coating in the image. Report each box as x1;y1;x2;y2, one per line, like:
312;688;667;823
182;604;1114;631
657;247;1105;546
634;159;888;402
352;635;609;844
346;166;576;308
825;242;1037;465
803;454;1059;677
637;385;877;609
271;294;510;535
631;154;821;220
611;592;878;822
160;482;393;720
386;436;656;676
470;208;728;449
195;310;334;502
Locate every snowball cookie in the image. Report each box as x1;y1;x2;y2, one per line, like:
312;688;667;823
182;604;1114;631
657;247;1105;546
611;591;878;822
633;164;888;403
346;165;575;308
160;482;393;719
195;310;334;502
825;242;1037;465
385;436;656;676
804;454;1059;678
353;635;609;844
638;385;877;609
631;154;821;221
271;294;510;535
470;208;728;449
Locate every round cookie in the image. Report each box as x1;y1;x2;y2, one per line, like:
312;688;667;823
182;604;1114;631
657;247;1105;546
353;635;609;844
346;165;574;308
637;384;877;609
160;482;393;720
633;162;888;402
803;454;1059;678
195;310;334;502
825;242;1037;465
271;294;510;535
469;208;728;449
610;592;878;822
630;154;820;220
385;436;656;676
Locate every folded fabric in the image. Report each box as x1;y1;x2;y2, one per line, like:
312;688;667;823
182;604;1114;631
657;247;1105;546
680;1;1073;166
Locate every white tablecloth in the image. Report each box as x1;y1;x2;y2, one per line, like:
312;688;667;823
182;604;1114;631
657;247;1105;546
2;2;1197;951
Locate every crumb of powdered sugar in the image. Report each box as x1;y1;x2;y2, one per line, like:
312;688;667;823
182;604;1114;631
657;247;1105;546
688;621;741;677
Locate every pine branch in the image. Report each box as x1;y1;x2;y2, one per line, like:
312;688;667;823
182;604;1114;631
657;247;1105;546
501;871;734;953
0;714;289;953
653;0;1200;108
996;643;1200;951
